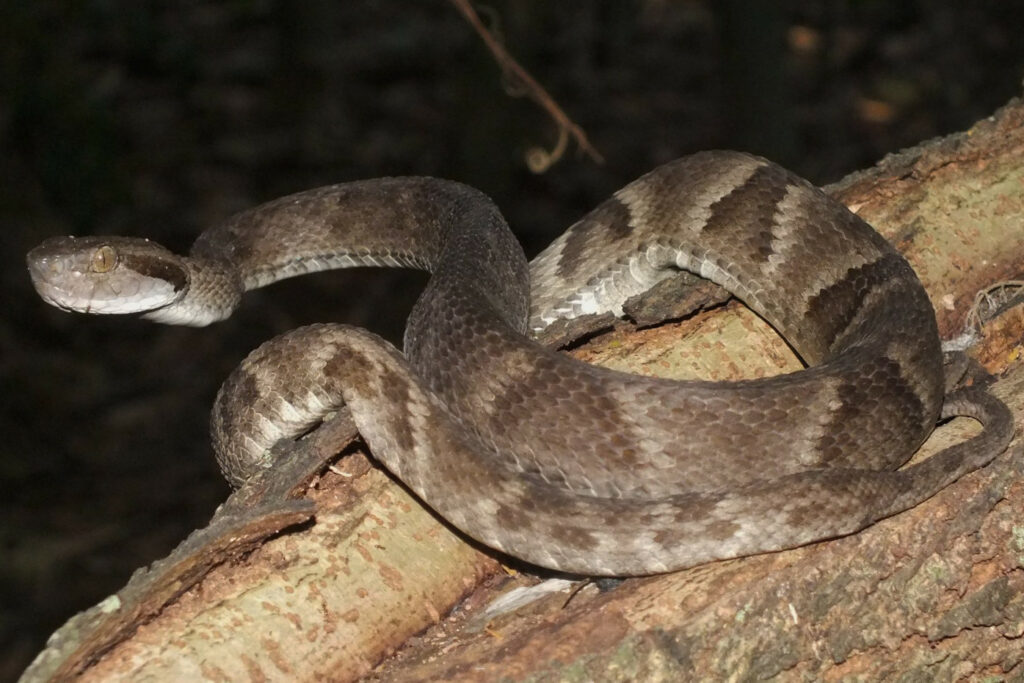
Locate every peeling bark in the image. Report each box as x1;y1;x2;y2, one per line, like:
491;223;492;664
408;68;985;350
20;98;1024;682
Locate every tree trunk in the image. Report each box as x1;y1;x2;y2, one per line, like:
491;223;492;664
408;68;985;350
21;98;1024;682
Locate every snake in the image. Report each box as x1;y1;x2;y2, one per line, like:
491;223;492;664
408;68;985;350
27;151;1013;576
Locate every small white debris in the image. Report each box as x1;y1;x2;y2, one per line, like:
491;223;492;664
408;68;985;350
98;595;122;613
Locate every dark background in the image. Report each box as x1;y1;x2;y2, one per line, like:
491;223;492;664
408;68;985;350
2;1;1022;677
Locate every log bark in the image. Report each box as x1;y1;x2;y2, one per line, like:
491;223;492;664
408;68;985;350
20;99;1024;682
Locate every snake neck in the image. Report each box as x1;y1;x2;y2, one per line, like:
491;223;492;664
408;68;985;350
142;255;243;326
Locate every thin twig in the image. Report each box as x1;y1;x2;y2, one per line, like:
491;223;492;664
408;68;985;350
448;0;604;171
966;280;1024;330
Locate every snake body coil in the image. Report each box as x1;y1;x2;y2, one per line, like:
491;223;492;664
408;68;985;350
28;151;1013;575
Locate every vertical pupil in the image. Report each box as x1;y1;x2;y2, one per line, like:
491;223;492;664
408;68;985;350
93;246;116;272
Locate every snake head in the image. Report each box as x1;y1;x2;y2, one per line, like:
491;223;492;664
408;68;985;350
27;236;188;315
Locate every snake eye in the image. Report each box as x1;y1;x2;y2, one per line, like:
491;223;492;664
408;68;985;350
91;245;118;273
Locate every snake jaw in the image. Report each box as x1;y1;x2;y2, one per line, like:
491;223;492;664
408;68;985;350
26;236;186;315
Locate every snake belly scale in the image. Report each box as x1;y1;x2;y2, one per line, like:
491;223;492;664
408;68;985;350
27;151;1013;575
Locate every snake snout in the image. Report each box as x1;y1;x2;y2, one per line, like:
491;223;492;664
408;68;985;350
26;247;72;308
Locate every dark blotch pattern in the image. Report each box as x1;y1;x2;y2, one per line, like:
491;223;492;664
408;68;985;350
818;356;925;469
804;252;907;354
701;162;792;262
556;196;633;280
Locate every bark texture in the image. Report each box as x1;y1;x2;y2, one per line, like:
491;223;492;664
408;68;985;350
21;98;1024;682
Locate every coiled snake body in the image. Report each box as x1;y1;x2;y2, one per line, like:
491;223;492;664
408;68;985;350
28;151;1013;575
